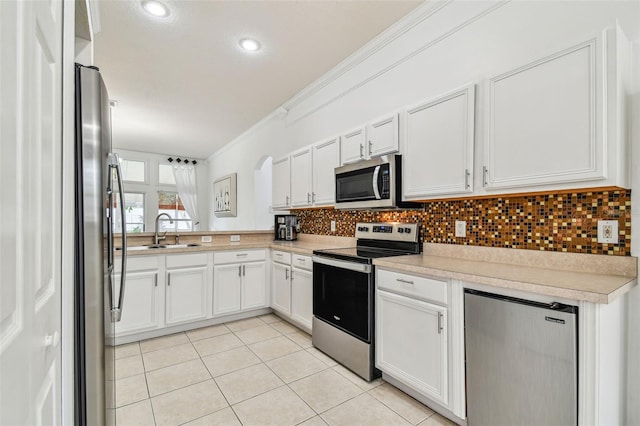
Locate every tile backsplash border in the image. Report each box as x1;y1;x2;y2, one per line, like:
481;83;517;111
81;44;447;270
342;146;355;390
295;189;631;256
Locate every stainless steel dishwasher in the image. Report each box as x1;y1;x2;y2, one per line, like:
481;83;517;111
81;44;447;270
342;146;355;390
464;289;578;426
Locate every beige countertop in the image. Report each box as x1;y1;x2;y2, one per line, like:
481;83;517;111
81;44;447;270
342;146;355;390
374;244;637;304
121;233;636;304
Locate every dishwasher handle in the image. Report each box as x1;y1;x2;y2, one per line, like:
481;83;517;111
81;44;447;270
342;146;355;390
463;289;577;314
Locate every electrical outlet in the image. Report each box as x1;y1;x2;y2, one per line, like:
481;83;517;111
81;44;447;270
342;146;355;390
230;235;240;242
331;220;336;232
201;235;212;243
597;220;618;244
455;220;466;238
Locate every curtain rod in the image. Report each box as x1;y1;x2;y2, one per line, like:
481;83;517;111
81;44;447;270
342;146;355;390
167;157;197;165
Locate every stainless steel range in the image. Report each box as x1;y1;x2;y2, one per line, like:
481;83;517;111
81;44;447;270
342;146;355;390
312;222;421;381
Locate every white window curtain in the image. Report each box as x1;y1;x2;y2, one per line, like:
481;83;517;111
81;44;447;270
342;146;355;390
172;164;200;230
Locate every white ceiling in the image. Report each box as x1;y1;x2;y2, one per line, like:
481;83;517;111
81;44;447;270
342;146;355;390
94;0;422;160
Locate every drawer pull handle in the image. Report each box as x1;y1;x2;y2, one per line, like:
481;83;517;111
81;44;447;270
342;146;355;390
276;253;283;257
296;258;306;262
236;253;248;257
396;278;414;285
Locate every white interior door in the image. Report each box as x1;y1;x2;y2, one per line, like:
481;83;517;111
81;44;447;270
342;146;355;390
1;0;63;424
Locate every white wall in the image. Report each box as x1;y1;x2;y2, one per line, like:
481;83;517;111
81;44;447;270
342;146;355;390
114;149;209;231
208;0;639;231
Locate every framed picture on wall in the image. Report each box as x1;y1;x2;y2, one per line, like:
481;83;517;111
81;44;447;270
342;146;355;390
213;173;237;217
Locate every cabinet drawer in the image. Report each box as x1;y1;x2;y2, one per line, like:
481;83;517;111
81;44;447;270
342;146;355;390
117;255;159;273
377;269;448;305
272;250;291;265
215;249;266;265
292;254;312;271
166;253;208;268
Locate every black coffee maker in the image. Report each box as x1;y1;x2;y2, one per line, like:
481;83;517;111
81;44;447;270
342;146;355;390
274;215;299;241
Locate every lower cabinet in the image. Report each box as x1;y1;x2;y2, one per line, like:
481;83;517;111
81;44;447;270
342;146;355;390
165;253;209;326
165;266;208;325
114;269;160;335
213;249;267;316
114;255;162;336
376;290;448;405
271;259;291;316
376;268;450;408
271;250;313;332
290;266;313;330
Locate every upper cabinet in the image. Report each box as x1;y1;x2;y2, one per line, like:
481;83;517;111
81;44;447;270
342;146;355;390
483;27;630;191
367;113;399;159
341;114;399;165
272;156;291;209
290;147;313;207
402;84;475;200
340;127;367;165
312;137;340;206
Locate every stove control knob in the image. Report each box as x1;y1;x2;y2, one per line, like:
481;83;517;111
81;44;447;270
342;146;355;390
363;227;369;232
404;227;411;233
397;228;404;233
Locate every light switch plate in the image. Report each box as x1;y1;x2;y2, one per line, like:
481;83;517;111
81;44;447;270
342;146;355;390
597;220;618;244
201;235;212;243
330;220;336;232
230;235;240;242
455;220;466;238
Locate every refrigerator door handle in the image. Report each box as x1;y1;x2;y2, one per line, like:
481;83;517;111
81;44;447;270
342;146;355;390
109;153;127;322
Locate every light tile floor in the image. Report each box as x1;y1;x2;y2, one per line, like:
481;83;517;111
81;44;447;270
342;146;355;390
114;314;458;426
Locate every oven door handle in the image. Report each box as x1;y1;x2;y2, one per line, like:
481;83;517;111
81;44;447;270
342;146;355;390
312;256;372;273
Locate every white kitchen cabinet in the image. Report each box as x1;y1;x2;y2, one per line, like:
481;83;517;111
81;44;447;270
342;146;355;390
212;263;242;315
213;250;267;316
377;289;448;406
165;266;208;325
402;84;475;199
340;126;367;165
290;266;313;331
312;136;340;206
114;255;162;336
271;260;291;316
114;270;160;335
367;113;399;158
290;147;313;207
272;155;291;209
241;261;267;310
483;27;630;191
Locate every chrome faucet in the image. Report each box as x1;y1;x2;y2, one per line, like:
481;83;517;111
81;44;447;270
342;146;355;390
154;213;174;245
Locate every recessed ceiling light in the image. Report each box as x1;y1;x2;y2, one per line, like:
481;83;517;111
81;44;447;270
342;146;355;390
239;38;261;52
142;0;170;18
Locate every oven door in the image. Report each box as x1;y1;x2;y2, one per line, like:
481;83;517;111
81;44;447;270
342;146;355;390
312;256;373;343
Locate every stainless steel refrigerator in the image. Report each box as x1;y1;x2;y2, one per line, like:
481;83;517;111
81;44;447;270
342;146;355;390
74;64;127;426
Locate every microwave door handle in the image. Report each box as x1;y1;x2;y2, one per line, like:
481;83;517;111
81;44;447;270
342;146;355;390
372;165;381;199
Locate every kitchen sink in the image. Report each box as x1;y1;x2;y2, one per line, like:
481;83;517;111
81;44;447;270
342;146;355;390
115;243;201;251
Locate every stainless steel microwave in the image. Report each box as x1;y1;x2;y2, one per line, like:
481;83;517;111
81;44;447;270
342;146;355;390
334;155;420;210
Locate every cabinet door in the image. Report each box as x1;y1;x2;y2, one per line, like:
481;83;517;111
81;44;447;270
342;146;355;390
340;127;366;164
291;268;313;331
213;264;242;316
485;39;603;189
402;84;475;199
367;113;399;158
290;148;313;207
271;262;291;316
312;137;340;206
376;290;448;406
114;271;160;335
272;156;291;209
241;261;267;310
165;267;208;325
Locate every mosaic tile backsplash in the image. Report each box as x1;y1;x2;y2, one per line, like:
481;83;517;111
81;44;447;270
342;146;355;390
295;190;631;256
